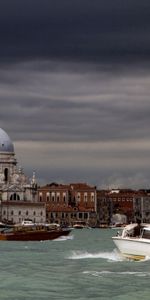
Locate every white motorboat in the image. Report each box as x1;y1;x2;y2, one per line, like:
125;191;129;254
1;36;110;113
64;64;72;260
112;223;150;260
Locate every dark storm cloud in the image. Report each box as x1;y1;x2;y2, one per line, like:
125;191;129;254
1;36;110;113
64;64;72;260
0;61;150;144
0;0;150;65
0;1;150;188
0;63;150;146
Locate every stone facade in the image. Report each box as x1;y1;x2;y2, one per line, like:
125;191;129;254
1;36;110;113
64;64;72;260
0;128;46;224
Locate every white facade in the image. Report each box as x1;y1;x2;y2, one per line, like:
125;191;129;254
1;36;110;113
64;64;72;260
0;128;46;224
1;202;46;224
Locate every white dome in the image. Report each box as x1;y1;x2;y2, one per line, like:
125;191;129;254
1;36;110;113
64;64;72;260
0;128;14;153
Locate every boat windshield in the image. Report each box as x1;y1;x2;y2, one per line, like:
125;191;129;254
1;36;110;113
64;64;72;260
141;228;150;239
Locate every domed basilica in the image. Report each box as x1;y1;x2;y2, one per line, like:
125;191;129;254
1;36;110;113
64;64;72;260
0;128;45;224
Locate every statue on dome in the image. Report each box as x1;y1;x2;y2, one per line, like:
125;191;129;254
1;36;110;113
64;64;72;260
31;171;37;189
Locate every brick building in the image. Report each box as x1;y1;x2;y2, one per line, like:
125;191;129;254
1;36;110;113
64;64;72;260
38;182;97;227
97;189;150;226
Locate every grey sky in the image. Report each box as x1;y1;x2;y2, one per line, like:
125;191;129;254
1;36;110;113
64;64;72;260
0;0;150;188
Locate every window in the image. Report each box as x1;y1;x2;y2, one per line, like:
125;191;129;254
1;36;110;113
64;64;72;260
63;193;66;202
26;211;28;216
79;212;82;219
84;213;88;219
10;193;20;201
46;193;50;202
56;193;60;202
4;168;8;182
84;193;87;202
18;211;21;215
52;193;55;202
39;193;43;202
142;229;150;239
77;193;80;202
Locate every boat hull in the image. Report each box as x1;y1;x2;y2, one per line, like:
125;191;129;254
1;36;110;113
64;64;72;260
112;237;150;260
0;229;71;241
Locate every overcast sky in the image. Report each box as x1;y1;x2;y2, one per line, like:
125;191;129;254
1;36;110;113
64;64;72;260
1;0;150;189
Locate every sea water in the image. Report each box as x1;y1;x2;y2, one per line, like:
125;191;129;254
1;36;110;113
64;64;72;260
0;229;150;300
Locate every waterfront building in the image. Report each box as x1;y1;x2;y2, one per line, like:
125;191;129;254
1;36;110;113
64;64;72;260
97;188;150;226
97;189;136;226
97;190;112;226
0;128;46;224
108;189;135;224
38;182;97;227
133;192;150;223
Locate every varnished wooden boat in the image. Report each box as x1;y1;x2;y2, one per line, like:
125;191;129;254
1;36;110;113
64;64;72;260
0;223;71;241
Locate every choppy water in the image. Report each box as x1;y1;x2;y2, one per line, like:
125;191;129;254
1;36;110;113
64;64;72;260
0;229;150;300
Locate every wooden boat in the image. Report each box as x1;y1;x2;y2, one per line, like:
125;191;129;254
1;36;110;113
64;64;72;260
0;223;71;241
112;223;150;260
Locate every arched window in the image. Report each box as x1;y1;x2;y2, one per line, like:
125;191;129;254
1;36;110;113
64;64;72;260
10;193;20;201
4;168;8;182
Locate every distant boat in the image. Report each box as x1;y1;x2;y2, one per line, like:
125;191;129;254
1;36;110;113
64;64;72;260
112;223;150;260
0;222;12;229
0;223;71;241
73;222;89;229
73;224;85;229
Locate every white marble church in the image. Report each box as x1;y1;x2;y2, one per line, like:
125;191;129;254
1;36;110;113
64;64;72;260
0;128;46;224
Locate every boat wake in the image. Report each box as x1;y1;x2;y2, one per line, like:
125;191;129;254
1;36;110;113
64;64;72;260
54;234;74;241
68;249;124;261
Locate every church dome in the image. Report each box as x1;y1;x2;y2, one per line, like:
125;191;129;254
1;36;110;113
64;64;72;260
0;128;14;153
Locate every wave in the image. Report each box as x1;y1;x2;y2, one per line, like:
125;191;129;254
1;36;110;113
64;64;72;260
68;249;150;262
54;234;74;242
83;270;150;277
68;249;123;261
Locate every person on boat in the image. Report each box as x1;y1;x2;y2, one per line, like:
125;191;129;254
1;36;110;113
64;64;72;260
133;219;142;237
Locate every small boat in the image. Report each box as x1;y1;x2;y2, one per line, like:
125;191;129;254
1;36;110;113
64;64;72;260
73;224;85;229
0;222;13;229
0;223;71;241
112;223;150;260
73;221;89;229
